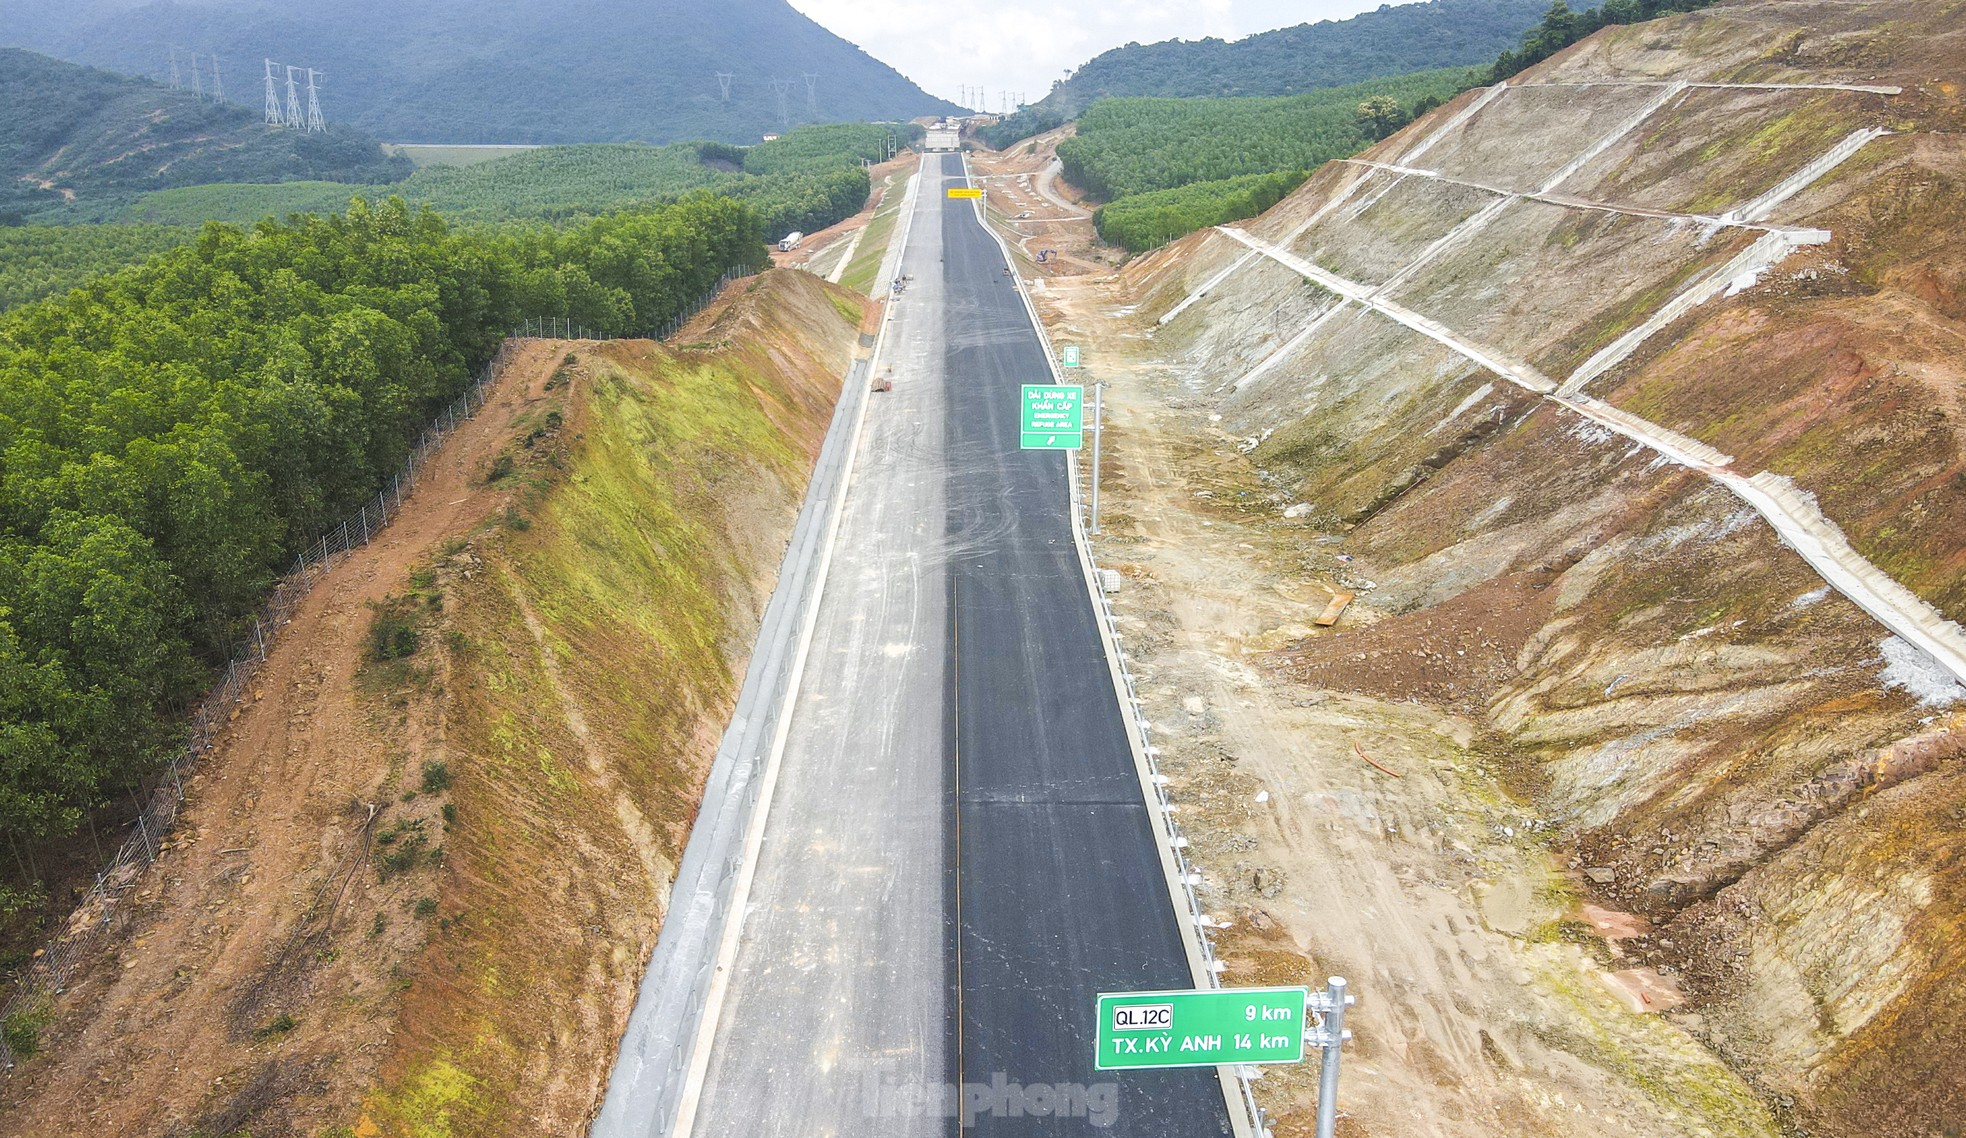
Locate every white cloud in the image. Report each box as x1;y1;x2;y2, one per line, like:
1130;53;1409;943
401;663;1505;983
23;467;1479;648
788;0;1391;108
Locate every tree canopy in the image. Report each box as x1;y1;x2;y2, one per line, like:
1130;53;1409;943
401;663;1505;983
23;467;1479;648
0;193;768;865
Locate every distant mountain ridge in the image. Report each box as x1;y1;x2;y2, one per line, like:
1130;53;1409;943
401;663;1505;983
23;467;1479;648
1037;0;1550;115
0;47;408;222
2;0;961;145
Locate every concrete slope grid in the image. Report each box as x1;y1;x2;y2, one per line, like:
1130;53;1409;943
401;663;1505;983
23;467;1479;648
1155;75;1966;691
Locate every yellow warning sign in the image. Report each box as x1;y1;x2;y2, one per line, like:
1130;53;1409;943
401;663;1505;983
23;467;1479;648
946;187;983;199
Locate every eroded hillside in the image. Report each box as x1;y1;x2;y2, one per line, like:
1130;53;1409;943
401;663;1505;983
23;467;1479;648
1029;1;1965;1134
0;269;864;1137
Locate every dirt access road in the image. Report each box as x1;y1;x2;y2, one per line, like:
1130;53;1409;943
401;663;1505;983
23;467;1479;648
968;128;1113;277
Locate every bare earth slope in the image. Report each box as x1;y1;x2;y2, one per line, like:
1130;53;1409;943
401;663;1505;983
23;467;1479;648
1022;2;1964;1135
0;269;863;1138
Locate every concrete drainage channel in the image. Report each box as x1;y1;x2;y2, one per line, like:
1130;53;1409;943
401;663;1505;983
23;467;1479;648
590;169;921;1138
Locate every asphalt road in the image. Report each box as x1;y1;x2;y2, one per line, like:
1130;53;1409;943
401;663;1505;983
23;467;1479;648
686;152;1230;1135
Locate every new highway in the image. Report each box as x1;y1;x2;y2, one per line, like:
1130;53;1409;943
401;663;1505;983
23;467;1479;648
679;152;1235;1135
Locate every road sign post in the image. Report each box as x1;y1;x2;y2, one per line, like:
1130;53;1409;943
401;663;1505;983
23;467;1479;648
1061;344;1081;368
1020;384;1082;449
1311;978;1351;1138
1089;382;1103;535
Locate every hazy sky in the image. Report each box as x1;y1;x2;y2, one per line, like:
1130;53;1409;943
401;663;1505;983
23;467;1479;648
787;0;1397;109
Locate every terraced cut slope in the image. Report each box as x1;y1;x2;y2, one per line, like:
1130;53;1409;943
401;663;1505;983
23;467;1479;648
1065;2;1964;1135
0;270;863;1138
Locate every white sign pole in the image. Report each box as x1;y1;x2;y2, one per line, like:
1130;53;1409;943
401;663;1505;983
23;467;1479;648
1089;381;1103;535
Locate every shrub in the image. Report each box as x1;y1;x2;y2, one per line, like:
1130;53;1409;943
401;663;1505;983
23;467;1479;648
420;760;453;793
3;1004;53;1058
368;601;421;661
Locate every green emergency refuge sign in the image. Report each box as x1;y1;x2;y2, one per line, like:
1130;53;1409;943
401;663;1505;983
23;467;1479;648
1095;986;1308;1070
1021;384;1083;449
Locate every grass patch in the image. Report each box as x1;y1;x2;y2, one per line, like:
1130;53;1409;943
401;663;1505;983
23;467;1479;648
253;1012;299;1040
841;196;902;295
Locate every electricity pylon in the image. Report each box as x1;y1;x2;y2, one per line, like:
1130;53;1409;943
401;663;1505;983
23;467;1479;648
716;72;733;102
803;72;817;115
263;59;282;125
168;45;182;88
305;68;325;132
210;54;224;101
284;64;303;129
770;78;795;129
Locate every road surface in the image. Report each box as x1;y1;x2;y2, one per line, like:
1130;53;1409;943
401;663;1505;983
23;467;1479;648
685;152;1232;1134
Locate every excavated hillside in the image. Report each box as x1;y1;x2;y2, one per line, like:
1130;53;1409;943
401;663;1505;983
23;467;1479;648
1032;2;1964;1135
0;269;865;1138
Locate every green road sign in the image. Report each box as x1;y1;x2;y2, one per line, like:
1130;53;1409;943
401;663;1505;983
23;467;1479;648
1096;986;1307;1070
1061;344;1082;368
1021;384;1083;449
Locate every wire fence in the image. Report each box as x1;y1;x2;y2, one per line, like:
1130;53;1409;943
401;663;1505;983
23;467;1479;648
0;267;755;1068
0;337;521;1069
512;266;747;344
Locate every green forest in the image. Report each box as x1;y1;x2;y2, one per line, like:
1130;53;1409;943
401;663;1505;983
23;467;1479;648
1059;70;1471;251
0;226;197;311
1034;0;1546;113
100;124;891;231
1094;172;1311;252
0;195;767;907
1;123;896;316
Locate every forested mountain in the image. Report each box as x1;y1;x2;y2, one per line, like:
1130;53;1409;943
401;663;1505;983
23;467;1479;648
0;48;408;222
1044;0;1545;114
2;0;959;145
